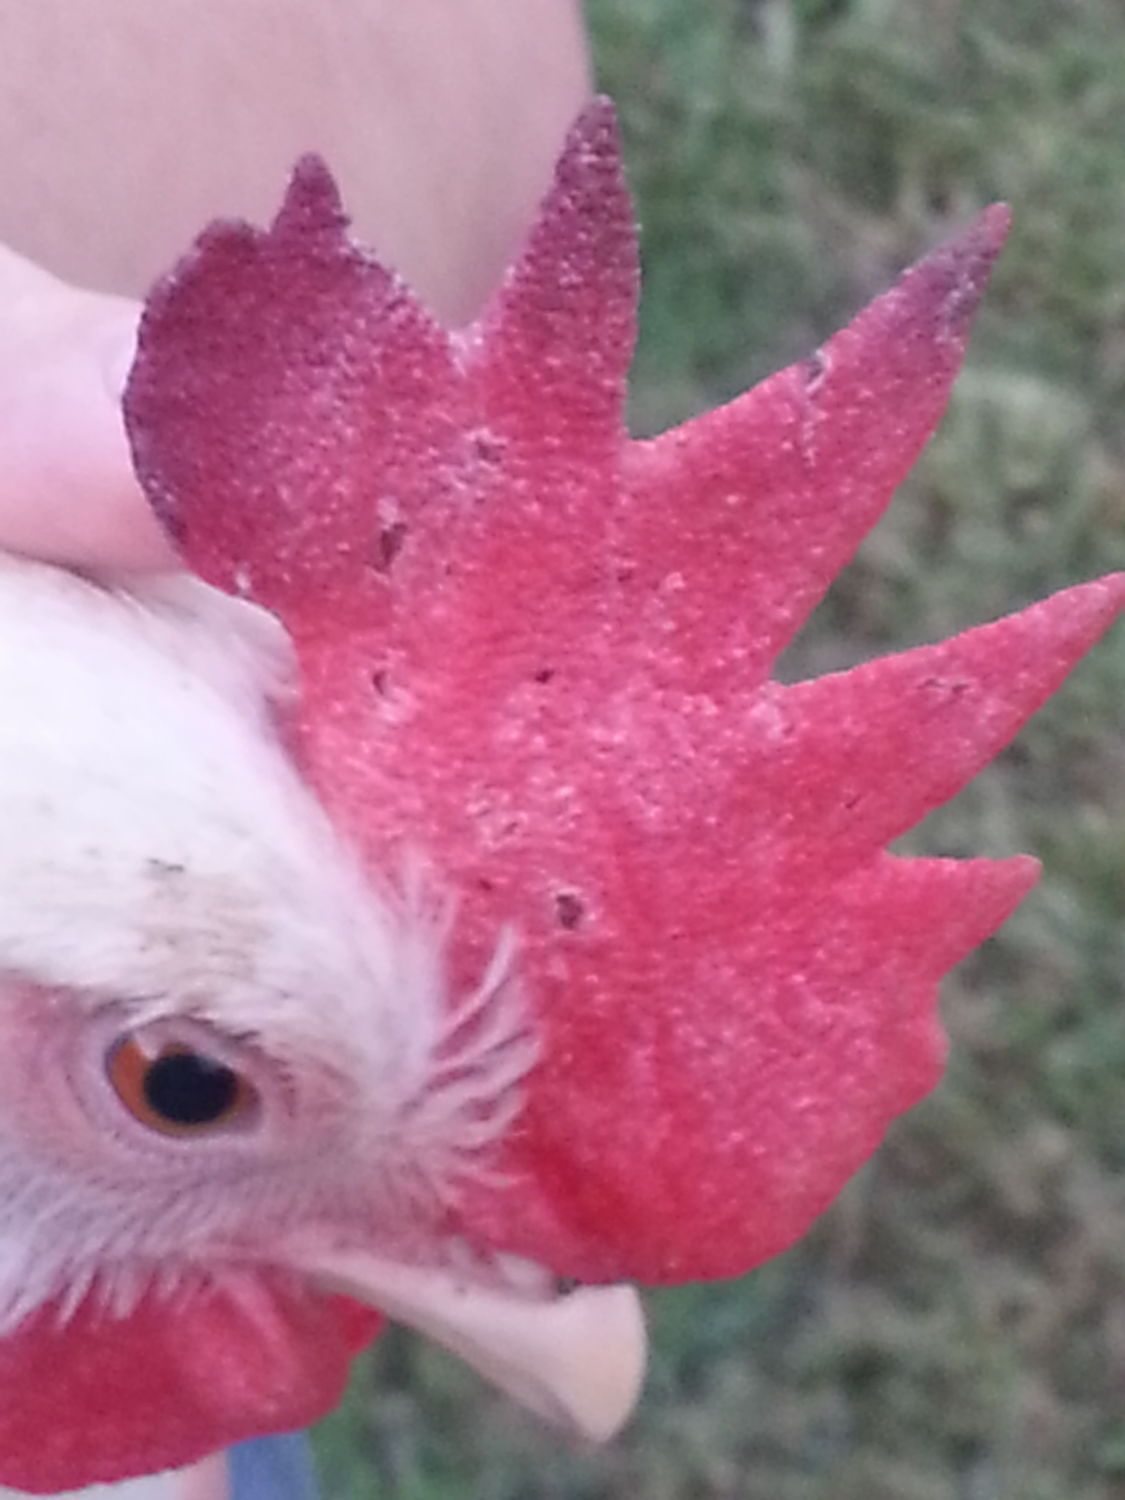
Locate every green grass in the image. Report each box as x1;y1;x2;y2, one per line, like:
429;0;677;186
312;2;1125;1494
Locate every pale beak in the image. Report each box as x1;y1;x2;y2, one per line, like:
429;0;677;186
293;1246;647;1444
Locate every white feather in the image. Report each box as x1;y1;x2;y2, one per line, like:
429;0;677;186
0;556;532;1330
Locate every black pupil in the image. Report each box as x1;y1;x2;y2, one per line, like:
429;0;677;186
143;1051;238;1127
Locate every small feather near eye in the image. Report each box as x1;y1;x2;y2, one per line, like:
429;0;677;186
107;1035;258;1137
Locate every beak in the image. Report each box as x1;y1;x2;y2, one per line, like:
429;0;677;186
292;1245;647;1444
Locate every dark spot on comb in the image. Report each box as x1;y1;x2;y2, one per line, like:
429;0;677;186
370;669;391;698
471;431;507;466
555;892;585;930
533;667;556;685
373;521;407;572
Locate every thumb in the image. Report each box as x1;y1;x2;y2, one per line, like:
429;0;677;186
0;245;178;572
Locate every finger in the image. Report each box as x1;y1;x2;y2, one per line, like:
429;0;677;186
0;246;176;571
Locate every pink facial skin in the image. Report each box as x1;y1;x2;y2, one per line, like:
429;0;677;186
0;99;1119;1492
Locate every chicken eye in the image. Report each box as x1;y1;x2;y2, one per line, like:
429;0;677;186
107;1036;257;1136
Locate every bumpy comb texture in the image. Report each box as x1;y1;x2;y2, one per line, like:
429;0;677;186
76;98;1121;1484
126;100;1124;1285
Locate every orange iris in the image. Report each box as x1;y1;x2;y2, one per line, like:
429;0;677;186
107;1036;256;1137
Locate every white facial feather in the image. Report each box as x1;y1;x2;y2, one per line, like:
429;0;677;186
0;557;403;1037
0;556;532;1331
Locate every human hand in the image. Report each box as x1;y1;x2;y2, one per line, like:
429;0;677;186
0;0;589;577
0;247;173;571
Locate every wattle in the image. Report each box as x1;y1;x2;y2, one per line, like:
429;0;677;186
0;1282;378;1493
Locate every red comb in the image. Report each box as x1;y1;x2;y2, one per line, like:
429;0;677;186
86;96;1125;1482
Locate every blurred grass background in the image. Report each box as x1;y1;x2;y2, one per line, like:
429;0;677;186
312;1;1125;1495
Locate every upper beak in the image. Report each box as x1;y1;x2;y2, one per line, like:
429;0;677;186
290;1245;647;1444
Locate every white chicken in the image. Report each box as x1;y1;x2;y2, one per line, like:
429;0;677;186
0;12;1120;1494
0;552;645;1481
